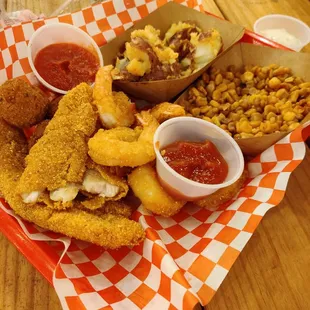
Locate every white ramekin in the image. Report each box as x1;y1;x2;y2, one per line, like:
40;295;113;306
153;117;244;200
254;14;310;52
27;23;104;94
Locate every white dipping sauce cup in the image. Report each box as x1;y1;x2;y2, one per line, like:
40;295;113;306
153;117;244;200
27;23;104;94
254;15;310;52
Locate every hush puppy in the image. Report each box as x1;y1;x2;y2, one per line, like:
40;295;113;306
0;78;49;128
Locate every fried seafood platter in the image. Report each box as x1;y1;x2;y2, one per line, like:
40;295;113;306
0;66;248;249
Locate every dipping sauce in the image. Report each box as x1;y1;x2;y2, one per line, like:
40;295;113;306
34;43;99;91
161;140;228;184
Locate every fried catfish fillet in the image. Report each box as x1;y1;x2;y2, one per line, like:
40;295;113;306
0;119;145;248
17;83;97;204
18;83;129;211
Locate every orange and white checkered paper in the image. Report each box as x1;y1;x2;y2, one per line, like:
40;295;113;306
1;0;310;309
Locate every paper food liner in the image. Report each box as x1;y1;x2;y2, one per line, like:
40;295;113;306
175;42;310;157
0;0;310;309
100;2;244;103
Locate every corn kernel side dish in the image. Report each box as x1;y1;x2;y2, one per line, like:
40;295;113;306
179;64;310;138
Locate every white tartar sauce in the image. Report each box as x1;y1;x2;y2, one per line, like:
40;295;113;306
259;28;302;51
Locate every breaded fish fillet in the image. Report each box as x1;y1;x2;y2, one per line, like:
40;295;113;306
0;120;28;195
17;83;97;196
18;83;130;211
0;120;145;248
20;128;90;193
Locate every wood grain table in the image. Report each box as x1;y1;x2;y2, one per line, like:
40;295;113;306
1;0;310;309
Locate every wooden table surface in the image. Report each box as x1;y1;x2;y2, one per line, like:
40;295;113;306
1;0;310;309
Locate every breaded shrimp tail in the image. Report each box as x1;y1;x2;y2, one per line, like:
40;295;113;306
0;120;145;248
17;83;97;198
88;111;158;167
93;66;135;129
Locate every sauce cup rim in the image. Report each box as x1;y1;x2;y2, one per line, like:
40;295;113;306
153;117;245;190
27;23;104;94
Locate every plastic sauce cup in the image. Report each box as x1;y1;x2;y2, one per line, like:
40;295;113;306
153;117;244;200
27;23;104;94
254;14;310;52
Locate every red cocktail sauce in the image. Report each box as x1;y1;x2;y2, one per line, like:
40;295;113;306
34;43;99;91
161;140;228;185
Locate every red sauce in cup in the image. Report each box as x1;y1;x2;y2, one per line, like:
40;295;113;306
34;43;99;91
161;140;228;184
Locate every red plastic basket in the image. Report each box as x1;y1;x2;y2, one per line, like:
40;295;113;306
0;11;291;288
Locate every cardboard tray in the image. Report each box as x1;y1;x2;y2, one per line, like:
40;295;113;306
175;42;310;156
100;2;245;103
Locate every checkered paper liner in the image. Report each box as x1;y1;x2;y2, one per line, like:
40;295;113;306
0;0;310;309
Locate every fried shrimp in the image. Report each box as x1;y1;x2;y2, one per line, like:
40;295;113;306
150;102;185;123
88;111;159;167
193;169;248;210
93;66;135;129
0;78;49;128
0;118;145;249
128;164;186;217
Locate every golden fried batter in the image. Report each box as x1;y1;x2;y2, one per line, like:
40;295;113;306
0;119;145;249
150;102;185;123
0;78;49;128
128;164;186;217
27;120;49;150
19;127;89;193
88;111;158;167
46;84;96;135
0;119;28;196
86;160;129;200
100;200;132;218
193;169;248;210
18;83;97;194
47;95;63;119
93;66;135;129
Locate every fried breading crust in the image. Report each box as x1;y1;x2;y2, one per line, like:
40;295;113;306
86;160;129;201
0;120;28;196
0;78;49;128
19;128;89;192
46;84;96;135
0;120;145;248
27;120;49;150
47;96;63;119
18;83;97;193
128;164;186;217
81;199;132;217
193;169;248;210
